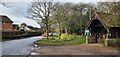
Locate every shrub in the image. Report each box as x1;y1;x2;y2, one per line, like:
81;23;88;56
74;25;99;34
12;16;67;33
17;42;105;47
61;34;74;40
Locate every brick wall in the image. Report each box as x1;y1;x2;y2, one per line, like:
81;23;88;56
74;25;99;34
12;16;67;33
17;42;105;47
2;22;13;31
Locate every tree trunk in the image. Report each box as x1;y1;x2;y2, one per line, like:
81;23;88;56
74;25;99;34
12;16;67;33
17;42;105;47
80;11;83;35
58;23;61;39
46;27;49;39
45;16;49;39
65;28;68;34
51;29;54;40
46;20;49;39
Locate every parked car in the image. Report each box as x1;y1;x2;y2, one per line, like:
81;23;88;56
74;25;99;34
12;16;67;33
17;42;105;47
48;32;53;36
53;32;59;36
43;33;48;37
43;32;59;37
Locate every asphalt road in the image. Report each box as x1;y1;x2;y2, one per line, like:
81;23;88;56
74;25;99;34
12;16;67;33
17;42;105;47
2;36;43;55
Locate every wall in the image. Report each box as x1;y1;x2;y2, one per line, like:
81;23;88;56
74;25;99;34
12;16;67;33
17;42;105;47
2;22;13;31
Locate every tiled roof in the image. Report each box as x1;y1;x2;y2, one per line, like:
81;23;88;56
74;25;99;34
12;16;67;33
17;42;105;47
97;12;120;27
0;15;13;23
86;12;120;28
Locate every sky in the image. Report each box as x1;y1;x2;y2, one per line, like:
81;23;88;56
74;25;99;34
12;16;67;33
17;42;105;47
0;0;120;28
0;2;41;28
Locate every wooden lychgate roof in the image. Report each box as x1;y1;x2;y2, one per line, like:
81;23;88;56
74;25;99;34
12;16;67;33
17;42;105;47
86;12;120;29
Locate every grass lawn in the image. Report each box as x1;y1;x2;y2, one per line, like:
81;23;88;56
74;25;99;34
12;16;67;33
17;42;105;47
37;34;86;46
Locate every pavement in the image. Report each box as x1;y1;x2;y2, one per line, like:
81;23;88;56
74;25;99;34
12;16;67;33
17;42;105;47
2;36;43;55
35;44;119;55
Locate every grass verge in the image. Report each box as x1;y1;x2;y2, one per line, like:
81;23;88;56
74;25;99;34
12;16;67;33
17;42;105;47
37;34;86;46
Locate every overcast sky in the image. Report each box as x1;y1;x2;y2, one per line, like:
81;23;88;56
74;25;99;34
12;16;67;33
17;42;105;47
0;0;119;28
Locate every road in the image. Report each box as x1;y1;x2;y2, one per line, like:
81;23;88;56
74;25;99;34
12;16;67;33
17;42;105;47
2;36;43;55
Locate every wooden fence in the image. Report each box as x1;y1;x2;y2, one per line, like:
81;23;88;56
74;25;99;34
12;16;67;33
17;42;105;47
2;31;42;39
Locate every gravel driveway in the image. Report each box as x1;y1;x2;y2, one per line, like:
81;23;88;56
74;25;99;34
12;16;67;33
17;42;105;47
36;44;119;55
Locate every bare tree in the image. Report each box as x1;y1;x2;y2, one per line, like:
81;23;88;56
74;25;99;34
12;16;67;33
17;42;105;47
0;1;12;7
27;0;56;39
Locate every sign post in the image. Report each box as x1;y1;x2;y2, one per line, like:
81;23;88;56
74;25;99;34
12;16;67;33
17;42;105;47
84;29;90;44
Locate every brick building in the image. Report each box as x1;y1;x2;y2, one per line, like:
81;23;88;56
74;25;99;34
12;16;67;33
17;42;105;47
0;15;13;31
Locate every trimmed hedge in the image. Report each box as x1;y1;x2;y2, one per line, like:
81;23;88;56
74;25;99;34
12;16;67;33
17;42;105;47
2;31;42;39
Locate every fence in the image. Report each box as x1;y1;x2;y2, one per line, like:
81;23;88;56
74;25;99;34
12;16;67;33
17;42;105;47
2;31;42;39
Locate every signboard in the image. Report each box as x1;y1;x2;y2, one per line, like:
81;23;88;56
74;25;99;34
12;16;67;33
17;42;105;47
84;29;90;36
84;29;90;44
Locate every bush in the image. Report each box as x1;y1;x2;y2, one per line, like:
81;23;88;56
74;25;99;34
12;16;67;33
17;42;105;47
61;34;74;40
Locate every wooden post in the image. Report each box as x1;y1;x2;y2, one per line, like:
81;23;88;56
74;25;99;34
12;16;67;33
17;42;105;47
105;32;109;46
86;36;89;44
